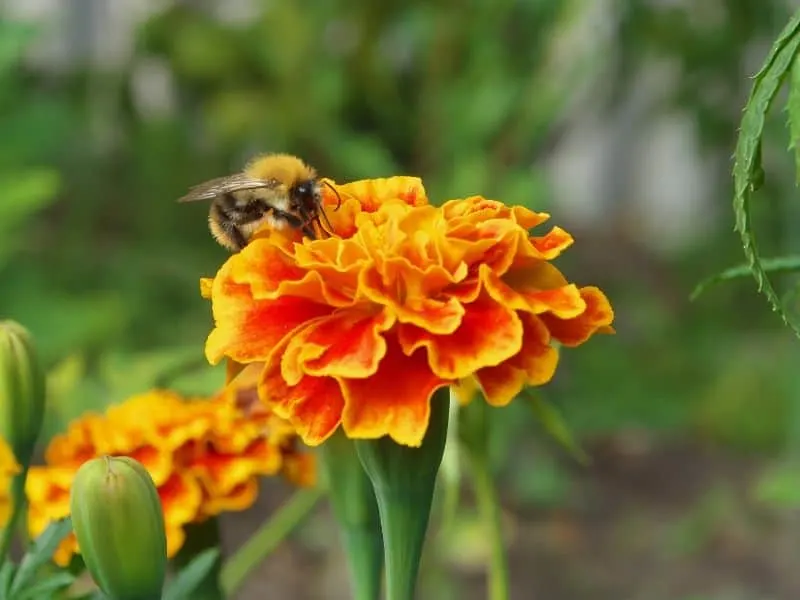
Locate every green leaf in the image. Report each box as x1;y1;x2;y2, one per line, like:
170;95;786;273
524;390;590;465
15;571;75;600
0;169;60;228
691;255;800;300
9;518;72;596
163;548;221;600
0;561;16;597
789;54;800;181
733;8;800;338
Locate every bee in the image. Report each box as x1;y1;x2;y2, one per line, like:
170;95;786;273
178;153;340;252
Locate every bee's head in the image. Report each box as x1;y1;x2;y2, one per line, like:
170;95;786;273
291;179;322;212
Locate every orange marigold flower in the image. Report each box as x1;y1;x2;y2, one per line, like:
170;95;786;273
26;466;78;566
203;177;615;448
0;437;19;527
27;386;314;564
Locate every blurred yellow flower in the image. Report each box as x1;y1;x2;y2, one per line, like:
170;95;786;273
28;387;315;565
0;437;20;527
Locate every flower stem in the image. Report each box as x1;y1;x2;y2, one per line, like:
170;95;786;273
174;518;223;600
318;431;383;600
0;461;29;567
355;387;450;600
470;454;509;600
459;399;510;600
220;487;323;597
340;526;384;600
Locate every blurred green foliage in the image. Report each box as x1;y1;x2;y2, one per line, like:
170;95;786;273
0;0;799;508
2;1;800;598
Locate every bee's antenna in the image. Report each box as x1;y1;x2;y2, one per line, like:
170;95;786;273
298;203;335;239
322;180;342;212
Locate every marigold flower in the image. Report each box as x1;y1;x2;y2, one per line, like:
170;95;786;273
0;437;19;527
26;466;79;565
204;177;614;448
27;387;314;565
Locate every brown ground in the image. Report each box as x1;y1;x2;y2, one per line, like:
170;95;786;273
221;439;800;600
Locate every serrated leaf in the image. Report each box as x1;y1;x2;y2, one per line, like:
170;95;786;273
163;549;220;600
15;571;75;600
9;518;72;596
691;255;800;299
524;390;589;465
733;8;800;338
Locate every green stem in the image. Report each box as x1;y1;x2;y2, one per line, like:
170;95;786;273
0;462;29;567
220;487;323;597
356;387;450;600
373;487;434;600
174;518;223;600
459;398;510;600
318;432;383;600
438;394;462;536
339;526;384;600
470;454;509;600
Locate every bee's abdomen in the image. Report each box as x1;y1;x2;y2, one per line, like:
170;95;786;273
209;200;247;251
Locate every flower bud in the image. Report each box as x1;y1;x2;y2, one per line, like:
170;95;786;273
0;321;45;465
70;456;167;600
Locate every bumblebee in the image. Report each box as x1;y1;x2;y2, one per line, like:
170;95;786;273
178;153;338;252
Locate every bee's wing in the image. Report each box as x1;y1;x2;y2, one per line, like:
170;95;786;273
177;174;278;203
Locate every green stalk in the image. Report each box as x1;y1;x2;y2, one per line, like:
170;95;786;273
0;461;29;567
220;487;323;597
174;519;223;600
356;387;450;600
318;432;383;600
460;399;509;600
470;454;509;600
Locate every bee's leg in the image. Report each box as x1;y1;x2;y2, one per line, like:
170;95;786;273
226;222;248;250
294;207;318;240
274;209;315;240
301;221;317;239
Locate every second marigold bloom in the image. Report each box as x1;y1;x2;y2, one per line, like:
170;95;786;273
27;386;315;566
205;177;614;447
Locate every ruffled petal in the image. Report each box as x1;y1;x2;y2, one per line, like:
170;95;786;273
261;339;345;446
206;290;331;365
539;286;615;346
476;313;559;406
397;293;523;379
339;337;448;446
281;308;395;383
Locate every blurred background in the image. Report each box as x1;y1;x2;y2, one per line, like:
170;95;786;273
2;0;800;598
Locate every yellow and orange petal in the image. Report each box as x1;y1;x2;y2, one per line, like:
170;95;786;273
204;179;615;447
26;466;78;566
319;176;429;238
0;438;20;527
34;381;314;560
44;413;108;467
281;451;317;488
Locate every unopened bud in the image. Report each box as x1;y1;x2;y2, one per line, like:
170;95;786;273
70;456;167;600
0;321;45;465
